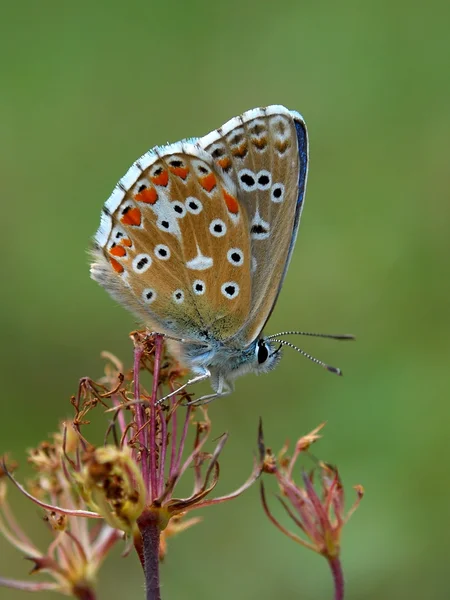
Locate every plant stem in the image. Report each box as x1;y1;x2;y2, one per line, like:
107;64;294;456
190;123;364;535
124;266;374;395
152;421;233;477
149;334;164;498
138;512;161;600
134;344;149;491
73;584;96;600
328;557;344;600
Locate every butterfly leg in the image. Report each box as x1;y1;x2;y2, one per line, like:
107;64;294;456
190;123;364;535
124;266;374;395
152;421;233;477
187;377;233;406
186;390;230;406
149;331;209;347
156;368;211;406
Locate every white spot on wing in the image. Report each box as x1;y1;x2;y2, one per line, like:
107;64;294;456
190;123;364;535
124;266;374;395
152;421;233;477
227;126;245;145
133;254;152;273
185;197;203;215
154;244;171;260
209;219;227;237
271;183;285;203
111;225;128;243
171;201;186;218
193;280;206;295
256;170;272;190
142;288;157;304
133;178;151;195
251;209;270;240
238;169;256;191
186;246;213;270
172;289;184;304
221;281;240;299
146;189;181;238
227;248;244;266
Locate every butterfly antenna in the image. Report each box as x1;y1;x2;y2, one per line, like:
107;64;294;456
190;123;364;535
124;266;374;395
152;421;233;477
270;339;343;375
267;331;355;341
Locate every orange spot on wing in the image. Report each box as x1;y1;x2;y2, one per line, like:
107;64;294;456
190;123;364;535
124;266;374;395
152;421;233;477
110;257;124;273
120;237;132;247
231;143;248;158
136;187;158;204
223;189;239;214
121;207;142;227
276;140;289;154
218;157;232;170
200;172;217;192
109;245;126;257
169;166;189;179
151;170;169;186
252;136;267;149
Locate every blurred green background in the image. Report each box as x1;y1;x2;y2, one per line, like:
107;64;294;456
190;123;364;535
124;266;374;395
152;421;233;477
1;1;449;598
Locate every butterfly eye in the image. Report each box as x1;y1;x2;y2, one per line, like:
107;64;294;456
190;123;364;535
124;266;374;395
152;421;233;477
257;341;269;364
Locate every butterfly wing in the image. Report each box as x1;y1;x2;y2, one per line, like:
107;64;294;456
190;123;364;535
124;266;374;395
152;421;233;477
91;144;252;343
200;105;308;345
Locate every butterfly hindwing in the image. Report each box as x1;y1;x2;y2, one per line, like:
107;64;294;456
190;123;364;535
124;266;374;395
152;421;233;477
91;145;252;342
200;106;308;345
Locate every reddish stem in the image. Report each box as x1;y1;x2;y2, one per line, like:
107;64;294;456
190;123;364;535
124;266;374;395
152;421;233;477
134;530;145;569
149;335;164;500
112;392;128;443
158;403;167;497
175;405;191;476
73;584;97;600
169;381;178;480
137;512;161;600
328;556;344;600
134;344;149;491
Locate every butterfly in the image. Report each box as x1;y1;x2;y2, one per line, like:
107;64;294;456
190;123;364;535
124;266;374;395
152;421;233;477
91;105;352;404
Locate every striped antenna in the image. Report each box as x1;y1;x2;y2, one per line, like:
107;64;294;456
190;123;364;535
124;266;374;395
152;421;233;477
266;331;355;341
269;339;343;375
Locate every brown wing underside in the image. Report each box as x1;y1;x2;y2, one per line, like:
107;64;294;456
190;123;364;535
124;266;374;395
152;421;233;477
91;151;251;342
202;109;302;344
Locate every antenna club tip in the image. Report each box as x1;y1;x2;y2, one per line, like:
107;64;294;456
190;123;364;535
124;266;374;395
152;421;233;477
326;365;343;376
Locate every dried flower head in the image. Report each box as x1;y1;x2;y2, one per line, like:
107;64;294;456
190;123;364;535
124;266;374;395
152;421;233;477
261;424;363;600
0;430;120;599
0;332;264;598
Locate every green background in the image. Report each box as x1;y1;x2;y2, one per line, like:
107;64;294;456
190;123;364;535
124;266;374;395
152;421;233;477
1;1;449;598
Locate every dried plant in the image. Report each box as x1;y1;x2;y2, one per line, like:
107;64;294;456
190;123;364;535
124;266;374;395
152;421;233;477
0;333;362;599
0;333;262;600
261;424;363;600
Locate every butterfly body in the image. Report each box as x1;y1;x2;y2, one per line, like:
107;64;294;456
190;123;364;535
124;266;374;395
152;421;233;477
165;334;281;400
91;105;308;402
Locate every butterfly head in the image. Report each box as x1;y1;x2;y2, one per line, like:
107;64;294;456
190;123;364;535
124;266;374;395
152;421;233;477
253;338;283;374
208;337;282;387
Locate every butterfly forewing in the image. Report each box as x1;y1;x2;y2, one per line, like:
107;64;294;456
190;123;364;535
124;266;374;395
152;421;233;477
91;147;252;341
200;106;308;345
